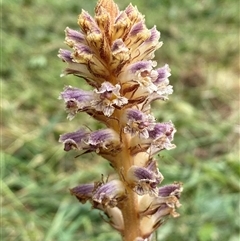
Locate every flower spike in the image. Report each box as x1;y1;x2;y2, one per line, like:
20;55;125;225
58;0;182;240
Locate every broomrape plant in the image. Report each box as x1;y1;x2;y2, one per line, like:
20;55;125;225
58;0;182;240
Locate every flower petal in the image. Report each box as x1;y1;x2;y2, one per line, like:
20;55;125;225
92;180;126;208
70;183;94;203
104;207;124;232
119;61;158;95
127;160;163;196
91;82;128;116
133;26;162;61
124;109;155;139
65;27;86;47
138;182;182;235
59;86;94;120
59;128;89;151
86;128;120;152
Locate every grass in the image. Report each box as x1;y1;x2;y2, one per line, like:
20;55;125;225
2;0;239;240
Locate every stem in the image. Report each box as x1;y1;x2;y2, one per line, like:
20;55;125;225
118;132;141;240
121;187;140;241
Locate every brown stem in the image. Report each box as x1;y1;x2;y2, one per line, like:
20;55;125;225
121;187;140;241
118;132;141;241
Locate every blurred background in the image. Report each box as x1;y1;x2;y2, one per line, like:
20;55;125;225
2;0;239;240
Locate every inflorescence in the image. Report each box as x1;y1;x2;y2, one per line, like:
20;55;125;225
58;1;182;240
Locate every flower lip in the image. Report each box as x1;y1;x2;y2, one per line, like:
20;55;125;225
119;60;158;94
111;39;129;53
74;44;93;55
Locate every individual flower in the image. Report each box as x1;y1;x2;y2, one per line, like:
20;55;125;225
58;49;102;86
123;109;155;139
128;121;176;156
71;179;126;234
91;82;128;116
153;64;173;100
59;86;94;120
138;182;183;237
127;160;163;196
64;27;86;46
133;26;162;61
92;179;126;208
154;64;171;86
119;61;158;95
148;121;176;154
70;183;94;203
59;128;90;151
85;128;121;154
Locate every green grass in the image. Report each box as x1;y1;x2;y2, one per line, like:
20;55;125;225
2;0;239;240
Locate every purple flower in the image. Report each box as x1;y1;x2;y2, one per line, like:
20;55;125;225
58;49;72;62
92;180;126;208
59;128;89;151
138;182;182;236
65;27;86;46
158;183;182;199
129;22;145;37
72;44;93;63
91;82;128;116
127;160;163;196
59;128;121;160
86;129;120;152
147;121;176;154
119;61;158;94
70;183;94;203
124;109;155;139
58;49;101;85
131;26;162;61
128;121;176;156
139;182;182;215
148;122;175;140
125;21;150;53
59;86;94;120
154;64;171;85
